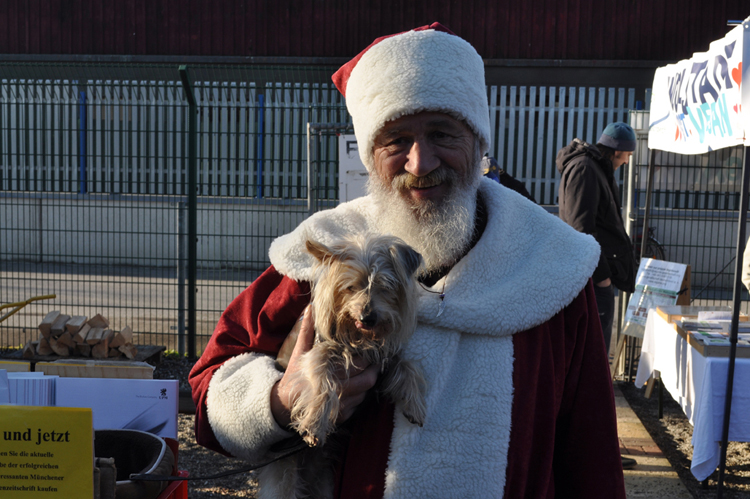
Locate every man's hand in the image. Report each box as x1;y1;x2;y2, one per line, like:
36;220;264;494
596;278;612;287
270;306;380;428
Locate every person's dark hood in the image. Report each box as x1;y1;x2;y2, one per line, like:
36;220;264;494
556;139;603;175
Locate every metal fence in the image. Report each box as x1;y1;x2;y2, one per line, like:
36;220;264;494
1;61;638;355
629;111;749;308
611;112;750;379
490;85;636;205
1;73;346;199
1;68;636;202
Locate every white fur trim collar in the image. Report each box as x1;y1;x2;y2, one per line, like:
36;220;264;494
269;178;599;336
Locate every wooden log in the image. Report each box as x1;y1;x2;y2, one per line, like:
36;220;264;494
91;338;110;359
109;334;124;349
65;316;88;334
73;323;92;344
118;344;137;360
22;341;36;359
101;329;114;344
86;314;110;328
86;327;107;345
37;337;53;356
57;331;76;348
49;337;71;357
39;311;61;339
50;314;71;338
75;344;92;357
108;347;122;358
109;326;133;348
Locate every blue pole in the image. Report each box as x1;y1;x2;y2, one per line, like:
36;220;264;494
257;93;264;198
78;91;87;194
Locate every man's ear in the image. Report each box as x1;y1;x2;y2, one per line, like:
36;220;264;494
391;242;423;277
305;239;333;263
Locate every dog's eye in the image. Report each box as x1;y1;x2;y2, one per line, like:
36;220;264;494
346;286;355;292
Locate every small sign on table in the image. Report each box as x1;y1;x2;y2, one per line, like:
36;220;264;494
622;258;690;339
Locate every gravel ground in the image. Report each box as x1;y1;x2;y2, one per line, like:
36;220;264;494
153;355;261;498
620;381;750;498
154;356;750;498
176;413;260;498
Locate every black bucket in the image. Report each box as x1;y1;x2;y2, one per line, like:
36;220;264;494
94;429;175;499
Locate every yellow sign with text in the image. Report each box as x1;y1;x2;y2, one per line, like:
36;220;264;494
0;406;93;498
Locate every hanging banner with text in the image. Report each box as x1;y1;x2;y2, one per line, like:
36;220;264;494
648;19;749;154
0;406;93;498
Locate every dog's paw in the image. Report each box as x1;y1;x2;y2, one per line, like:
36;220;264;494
301;431;320;447
401;394;426;427
402;410;425;427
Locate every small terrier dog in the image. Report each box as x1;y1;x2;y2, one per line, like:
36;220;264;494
261;233;427;499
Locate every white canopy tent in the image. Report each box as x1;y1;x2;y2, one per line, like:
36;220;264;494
646;16;750;496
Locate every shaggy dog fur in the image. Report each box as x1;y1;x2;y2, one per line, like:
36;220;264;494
260;233;426;499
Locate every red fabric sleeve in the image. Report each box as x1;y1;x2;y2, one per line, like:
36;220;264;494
188;266;311;455
505;280;626;499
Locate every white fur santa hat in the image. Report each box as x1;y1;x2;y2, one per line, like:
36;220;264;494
332;22;491;171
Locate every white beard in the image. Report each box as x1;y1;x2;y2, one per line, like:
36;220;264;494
368;166;482;274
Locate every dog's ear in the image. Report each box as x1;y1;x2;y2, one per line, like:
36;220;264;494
305;239;334;263
391;242;423;277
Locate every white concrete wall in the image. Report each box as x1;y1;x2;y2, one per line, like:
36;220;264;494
1;197;307;269
1;196;743;290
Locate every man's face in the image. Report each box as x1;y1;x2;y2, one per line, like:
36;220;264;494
367;111;481;272
371;112;476;213
612;150;633;170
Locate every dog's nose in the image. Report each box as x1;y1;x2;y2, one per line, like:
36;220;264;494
359;311;377;328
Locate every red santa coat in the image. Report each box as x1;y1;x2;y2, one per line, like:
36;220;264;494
189;179;626;498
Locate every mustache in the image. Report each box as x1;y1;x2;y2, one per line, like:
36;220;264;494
390;166;457;191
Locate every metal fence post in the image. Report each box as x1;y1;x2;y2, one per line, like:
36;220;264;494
78;89;87;194
307;123;353;217
177;201;187;357
257;93;264;199
179;65;198;359
306;122;314;217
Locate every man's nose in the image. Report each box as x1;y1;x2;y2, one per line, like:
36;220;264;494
405;139;440;177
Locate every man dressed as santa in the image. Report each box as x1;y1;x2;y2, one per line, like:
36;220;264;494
190;22;626;499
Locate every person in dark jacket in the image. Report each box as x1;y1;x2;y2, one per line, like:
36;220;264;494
482;155;536;203
556;122;638;470
556;123;637;352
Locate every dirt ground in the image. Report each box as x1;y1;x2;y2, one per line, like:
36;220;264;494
176;413;260;498
158;358;750;498
152;355;261;498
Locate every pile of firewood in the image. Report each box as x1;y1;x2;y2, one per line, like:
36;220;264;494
22;312;137;360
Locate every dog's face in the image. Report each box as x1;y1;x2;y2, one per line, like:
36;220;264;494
306;234;422;347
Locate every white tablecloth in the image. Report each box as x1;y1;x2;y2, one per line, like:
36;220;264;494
635;312;750;481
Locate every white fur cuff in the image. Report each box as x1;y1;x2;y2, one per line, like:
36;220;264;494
206;352;293;461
